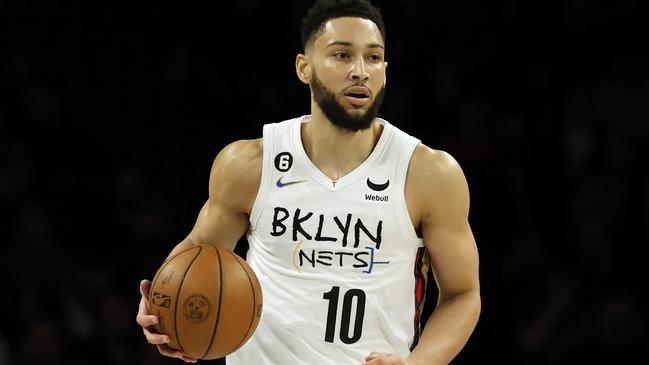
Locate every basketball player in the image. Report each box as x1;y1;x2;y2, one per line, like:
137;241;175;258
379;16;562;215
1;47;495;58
136;0;480;364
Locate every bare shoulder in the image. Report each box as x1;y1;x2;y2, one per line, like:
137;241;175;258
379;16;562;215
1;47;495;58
409;144;466;186
407;144;470;220
212;138;263;176
209;138;263;214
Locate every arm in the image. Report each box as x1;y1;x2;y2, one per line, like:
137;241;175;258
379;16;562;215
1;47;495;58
168;138;263;256
363;146;481;365
405;146;481;365
136;138;263;362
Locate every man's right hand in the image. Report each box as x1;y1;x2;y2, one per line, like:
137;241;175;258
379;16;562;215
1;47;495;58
136;279;197;363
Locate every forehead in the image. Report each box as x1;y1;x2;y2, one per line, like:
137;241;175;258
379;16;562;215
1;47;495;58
314;17;384;49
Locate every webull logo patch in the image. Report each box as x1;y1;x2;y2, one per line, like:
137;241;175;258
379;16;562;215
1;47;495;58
365;194;388;202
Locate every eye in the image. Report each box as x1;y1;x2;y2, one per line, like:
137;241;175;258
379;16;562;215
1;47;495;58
334;52;349;60
369;54;383;62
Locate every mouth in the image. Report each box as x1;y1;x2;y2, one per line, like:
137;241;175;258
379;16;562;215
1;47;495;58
343;87;371;106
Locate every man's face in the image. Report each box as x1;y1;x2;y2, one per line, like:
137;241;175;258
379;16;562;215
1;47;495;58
307;17;387;131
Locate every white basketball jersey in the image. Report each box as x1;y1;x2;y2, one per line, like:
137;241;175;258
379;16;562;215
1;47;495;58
227;115;428;364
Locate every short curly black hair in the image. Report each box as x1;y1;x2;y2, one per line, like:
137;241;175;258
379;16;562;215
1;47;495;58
301;0;386;51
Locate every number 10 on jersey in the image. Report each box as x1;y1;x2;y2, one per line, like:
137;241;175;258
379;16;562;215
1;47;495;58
322;286;366;344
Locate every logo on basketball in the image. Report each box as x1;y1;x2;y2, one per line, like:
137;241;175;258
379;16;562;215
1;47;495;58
256;304;263;318
152;292;172;308
161;267;175;286
183;294;211;322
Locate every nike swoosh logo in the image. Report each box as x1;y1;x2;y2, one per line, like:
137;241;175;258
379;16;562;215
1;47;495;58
367;178;389;191
276;177;308;188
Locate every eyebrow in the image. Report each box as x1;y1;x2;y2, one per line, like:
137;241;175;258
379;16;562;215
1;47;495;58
326;40;384;49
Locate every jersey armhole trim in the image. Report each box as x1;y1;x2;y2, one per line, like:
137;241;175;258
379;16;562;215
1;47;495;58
249;124;273;229
394;137;425;247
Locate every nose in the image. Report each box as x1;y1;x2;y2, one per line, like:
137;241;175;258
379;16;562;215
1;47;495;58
349;57;369;82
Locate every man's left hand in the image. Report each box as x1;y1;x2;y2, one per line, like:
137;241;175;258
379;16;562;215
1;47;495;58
363;352;410;365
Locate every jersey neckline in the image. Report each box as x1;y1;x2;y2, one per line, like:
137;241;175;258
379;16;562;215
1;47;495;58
291;115;394;192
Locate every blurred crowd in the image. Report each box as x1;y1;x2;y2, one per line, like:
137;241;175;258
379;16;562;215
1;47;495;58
1;1;648;364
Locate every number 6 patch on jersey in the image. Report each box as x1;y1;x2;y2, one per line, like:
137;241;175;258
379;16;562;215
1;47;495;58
274;152;293;172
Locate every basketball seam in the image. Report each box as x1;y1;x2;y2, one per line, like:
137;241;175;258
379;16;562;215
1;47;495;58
174;246;203;355
201;247;223;359
162;245;203;265
227;252;257;354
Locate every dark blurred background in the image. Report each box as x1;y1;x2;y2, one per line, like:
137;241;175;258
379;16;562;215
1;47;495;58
1;0;648;364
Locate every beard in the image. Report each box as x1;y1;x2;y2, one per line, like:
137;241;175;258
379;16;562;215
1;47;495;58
310;71;385;132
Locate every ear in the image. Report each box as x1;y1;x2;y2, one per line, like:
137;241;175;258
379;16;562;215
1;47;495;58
383;61;388;87
295;53;312;84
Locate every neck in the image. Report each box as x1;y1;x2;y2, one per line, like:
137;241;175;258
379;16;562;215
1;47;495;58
301;106;382;181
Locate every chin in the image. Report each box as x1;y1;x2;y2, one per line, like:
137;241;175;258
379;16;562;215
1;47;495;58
346;108;367;117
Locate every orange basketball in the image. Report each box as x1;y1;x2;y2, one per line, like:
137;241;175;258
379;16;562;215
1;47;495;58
148;246;263;360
